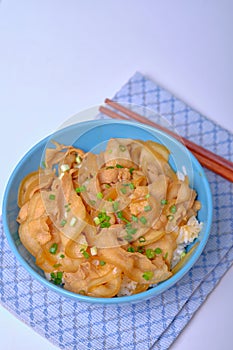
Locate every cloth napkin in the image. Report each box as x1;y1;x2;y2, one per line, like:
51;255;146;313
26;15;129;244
1;72;233;350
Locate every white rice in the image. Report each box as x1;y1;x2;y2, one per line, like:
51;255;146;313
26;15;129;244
176;215;203;245
117;275;138;297
44;272;51;281
171;215;203;267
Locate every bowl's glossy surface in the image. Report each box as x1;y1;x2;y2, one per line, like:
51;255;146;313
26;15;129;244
2;120;213;304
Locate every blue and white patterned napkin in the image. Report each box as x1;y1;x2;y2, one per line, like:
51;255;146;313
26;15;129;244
1;72;233;350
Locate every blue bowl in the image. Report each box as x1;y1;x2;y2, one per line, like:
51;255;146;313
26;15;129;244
2;120;213;304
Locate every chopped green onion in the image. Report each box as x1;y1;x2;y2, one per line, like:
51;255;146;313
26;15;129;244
139;236;146;243
145;193;150;199
119;144;126;152
113;201;119;211
129;183;135;190
170;204;177;214
124;234;133;241
99;260;106;266
76;185;87;193
108;149;113;154
154;247;162;254
94;211;111;228
50;271;63;285
49;243;58;255
180;251;186;259
127;246;135;253
161;199;168;205
145;249;155;259
70;217;77;227
142;271;154;281
106;166;114;169
100;221;111;228
64;203;71;213
117;211;130;223
105;184;111;188
131;215;138;222
80;249;90;259
126;227;137;235
140;216;147;225
120;187;127;194
126;228;137;235
116;164;124;168
60;254;65;259
98;211;110;221
144;205;152;212
167;214;174;221
49;194;56;200
96;192;103;199
108;198;113;202
137;246;145;253
129;167;135;175
53;263;62;268
164;252;168;260
60;219;67;227
41;160;46;168
60;164;70;172
57;271;63;279
117;211;123;219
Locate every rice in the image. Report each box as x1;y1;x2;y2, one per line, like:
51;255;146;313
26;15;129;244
44;272;51;281
176;216;203;245
171;215;203;267
117;275;138;296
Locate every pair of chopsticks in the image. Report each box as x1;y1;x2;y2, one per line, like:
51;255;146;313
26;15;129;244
99;99;233;182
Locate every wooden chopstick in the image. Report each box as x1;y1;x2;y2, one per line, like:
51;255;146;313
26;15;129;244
99;99;233;182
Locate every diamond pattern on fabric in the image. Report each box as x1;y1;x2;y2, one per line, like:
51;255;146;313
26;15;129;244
1;72;233;350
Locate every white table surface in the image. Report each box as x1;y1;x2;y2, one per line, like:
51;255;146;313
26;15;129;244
1;1;233;349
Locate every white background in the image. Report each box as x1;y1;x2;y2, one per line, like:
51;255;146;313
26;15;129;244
1;1;233;349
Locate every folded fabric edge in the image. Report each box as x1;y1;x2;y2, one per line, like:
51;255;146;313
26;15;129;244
147;245;233;348
152;246;233;350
